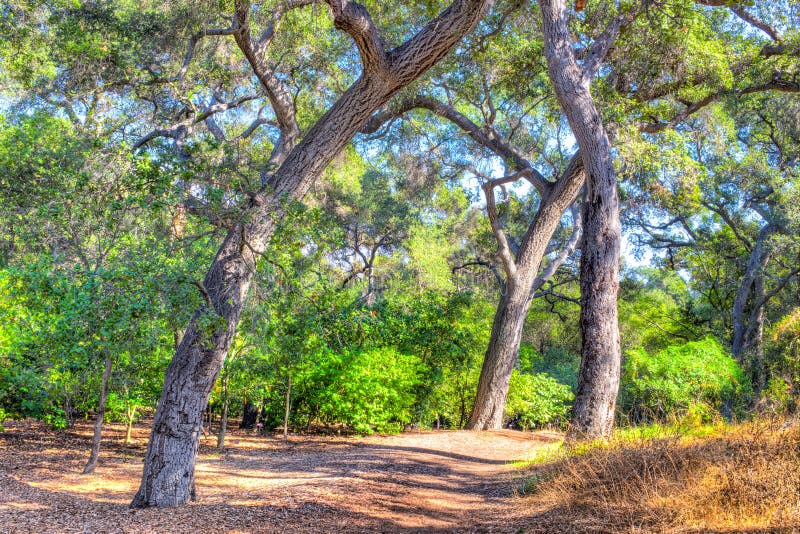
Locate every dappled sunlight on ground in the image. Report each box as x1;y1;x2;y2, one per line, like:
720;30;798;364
0;420;560;532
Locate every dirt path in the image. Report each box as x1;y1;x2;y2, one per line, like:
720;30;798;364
0;421;561;533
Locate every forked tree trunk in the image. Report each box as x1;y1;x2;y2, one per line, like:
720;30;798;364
83;348;113;474
131;0;494;508
467;160;584;429
539;0;622;440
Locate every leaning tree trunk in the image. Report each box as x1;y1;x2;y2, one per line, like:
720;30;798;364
131;0;494;508
468;281;534;429
740;273;768;395
467;162;584;430
540;0;622;440
83;348;113;474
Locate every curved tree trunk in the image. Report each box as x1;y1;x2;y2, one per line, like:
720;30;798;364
539;0;623;440
83;348;113;474
131;0;494;508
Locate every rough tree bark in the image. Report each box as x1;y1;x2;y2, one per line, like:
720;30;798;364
539;0;628;440
732;225;774;362
83;347;113;474
131;0;494;508
240;400;258;429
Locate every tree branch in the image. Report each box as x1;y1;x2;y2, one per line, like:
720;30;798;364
134;94;260;149
233;0;303;168
325;0;389;74
582;9;637;82
483;179;518;279
361;95;550;193
729;5;781;43
452;259;505;290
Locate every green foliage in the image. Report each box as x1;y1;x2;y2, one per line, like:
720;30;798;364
505;370;575;430
620;338;752;423
761;377;795;415
315;348;423;434
519;344;581;392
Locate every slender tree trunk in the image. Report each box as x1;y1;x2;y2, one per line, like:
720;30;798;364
539;0;622;440
283;374;291;442
217;373;229;451
467;161;584;430
125;405;135;445
217;401;229;450
83;348;113;474
132;1;494;507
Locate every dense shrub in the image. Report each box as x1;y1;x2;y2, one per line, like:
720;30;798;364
519;344;580;391
314;347;424;434
504;370;574;429
620;337;751;423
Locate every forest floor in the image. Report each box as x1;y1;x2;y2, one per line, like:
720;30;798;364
0;419;566;533
3;419;797;533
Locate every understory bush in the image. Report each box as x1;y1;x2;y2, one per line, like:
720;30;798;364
505;370;574;429
620;337;751;423
316;347;423;434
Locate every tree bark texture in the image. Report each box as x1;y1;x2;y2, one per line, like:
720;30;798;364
83;348;113;474
732;225;773;362
467;159;585;429
539;0;622;440
132;0;494;508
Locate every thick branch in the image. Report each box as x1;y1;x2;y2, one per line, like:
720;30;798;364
233;0;302;167
483;180;517;279
362;95;550;193
531;201;583;296
582;10;636;81
325;0;389;74
729;5;781;42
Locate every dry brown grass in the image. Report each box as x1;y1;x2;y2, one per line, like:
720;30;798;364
522;420;800;533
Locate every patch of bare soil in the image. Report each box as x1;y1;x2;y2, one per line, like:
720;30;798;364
0;420;560;533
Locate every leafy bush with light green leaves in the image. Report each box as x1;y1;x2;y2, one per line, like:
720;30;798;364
316;347;423;434
620;337;751;423
505;370;575;430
